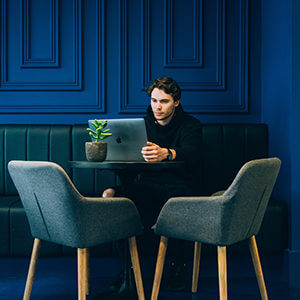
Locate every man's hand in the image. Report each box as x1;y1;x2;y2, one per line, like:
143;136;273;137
141;142;168;162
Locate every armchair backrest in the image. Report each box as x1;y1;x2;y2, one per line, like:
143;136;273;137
223;157;281;241
8;160;83;245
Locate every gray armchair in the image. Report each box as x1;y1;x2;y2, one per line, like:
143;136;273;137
151;157;281;300
8;160;145;300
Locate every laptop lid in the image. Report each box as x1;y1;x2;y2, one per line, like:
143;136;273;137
88;118;148;161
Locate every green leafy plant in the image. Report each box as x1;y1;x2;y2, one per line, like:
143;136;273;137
87;120;112;142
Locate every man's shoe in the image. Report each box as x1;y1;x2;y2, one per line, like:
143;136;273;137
163;262;189;292
109;267;137;295
109;270;124;292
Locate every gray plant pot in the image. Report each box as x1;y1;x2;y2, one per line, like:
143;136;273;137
85;142;107;162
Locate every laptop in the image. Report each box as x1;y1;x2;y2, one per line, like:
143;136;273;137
88;118;148;161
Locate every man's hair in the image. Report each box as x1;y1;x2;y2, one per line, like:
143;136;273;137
146;76;181;102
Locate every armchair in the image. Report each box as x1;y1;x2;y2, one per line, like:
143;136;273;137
8;160;145;300
151;158;281;300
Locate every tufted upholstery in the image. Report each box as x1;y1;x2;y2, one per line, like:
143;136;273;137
0;124;288;256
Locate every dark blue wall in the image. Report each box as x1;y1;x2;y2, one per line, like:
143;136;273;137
262;0;300;288
291;0;300;288
0;0;261;123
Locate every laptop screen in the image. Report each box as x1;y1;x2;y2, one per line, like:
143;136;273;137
88;118;148;161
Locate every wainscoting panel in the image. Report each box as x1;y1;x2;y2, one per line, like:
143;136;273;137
0;0;105;113
121;0;248;114
0;0;254;120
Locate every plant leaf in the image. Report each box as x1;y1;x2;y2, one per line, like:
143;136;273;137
91;122;98;129
87;128;96;134
89;132;97;139
101;133;112;137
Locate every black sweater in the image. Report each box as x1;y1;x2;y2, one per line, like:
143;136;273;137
141;104;202;193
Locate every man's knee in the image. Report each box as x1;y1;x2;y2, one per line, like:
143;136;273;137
102;188;115;198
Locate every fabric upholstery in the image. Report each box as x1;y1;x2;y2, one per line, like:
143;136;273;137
8;161;143;249
0;124;287;256
154;158;281;246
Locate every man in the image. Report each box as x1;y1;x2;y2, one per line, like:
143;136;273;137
102;76;202;297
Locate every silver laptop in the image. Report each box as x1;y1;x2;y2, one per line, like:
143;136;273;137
88;118;148;161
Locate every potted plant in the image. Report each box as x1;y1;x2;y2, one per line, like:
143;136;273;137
85;120;112;162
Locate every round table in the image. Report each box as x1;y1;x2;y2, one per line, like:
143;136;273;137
69;160;185;184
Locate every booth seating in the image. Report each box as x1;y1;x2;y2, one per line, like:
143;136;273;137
0;124;288;257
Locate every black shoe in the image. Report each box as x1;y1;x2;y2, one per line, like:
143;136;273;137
164;262;189;292
109;270;124;292
109;267;137;296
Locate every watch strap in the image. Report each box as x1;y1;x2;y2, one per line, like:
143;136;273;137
167;148;173;161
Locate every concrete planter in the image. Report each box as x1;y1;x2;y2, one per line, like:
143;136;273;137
85;142;107;162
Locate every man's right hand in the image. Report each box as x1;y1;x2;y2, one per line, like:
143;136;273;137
141;141;169;162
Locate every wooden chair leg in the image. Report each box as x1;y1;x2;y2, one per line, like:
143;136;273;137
192;241;202;293
77;248;87;300
23;238;41;300
84;248;90;295
217;246;227;300
249;236;268;300
128;237;145;300
151;236;168;300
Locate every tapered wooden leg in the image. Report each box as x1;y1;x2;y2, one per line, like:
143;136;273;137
84;248;90;295
151;236;168;300
23;238;41;300
78;248;86;300
217;246;227;300
192;242;202;293
249;236;268;300
128;237;145;300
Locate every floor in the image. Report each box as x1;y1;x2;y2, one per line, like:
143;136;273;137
0;254;299;299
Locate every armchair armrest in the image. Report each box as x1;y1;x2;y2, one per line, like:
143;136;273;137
68;196;143;248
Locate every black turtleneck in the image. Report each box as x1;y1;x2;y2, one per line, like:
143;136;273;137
141;104;202;193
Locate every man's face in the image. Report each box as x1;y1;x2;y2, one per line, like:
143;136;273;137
150;88;179;125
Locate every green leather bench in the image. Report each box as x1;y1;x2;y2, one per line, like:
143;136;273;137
0;124;287;257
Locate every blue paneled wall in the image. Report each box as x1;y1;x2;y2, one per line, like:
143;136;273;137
0;0;261;123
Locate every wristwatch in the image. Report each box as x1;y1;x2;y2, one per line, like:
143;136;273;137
167;149;173;161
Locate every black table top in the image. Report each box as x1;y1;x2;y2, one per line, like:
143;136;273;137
68;160;184;171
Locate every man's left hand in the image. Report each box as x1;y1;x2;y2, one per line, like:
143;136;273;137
141;142;168;162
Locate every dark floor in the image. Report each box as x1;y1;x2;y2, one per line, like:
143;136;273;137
0;254;299;299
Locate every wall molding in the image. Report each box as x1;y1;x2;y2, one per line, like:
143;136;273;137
142;0;226;91
20;0;59;68
183;0;248;113
164;0;203;68
96;0;106;112
120;0;248;113
0;0;82;91
119;0;130;113
0;0;105;113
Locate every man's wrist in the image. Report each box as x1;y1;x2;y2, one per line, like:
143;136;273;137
165;148;176;161
170;149;176;160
